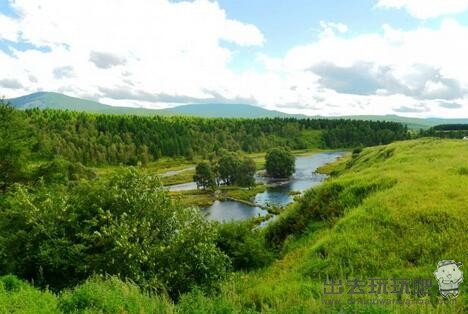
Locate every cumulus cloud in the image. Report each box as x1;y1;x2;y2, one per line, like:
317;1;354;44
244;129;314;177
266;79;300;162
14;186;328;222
0;15;18;41
256;19;468;117
53;66;75;79
1;1;468;117
319;21;348;38
0;78;23;89
0;0;264;105
394;104;429;113
89;51;126;69
438;101;463;109
309;62;464;100
376;0;468;19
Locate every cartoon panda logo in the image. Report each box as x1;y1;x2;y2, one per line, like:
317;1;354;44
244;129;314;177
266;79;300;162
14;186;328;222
434;260;463;298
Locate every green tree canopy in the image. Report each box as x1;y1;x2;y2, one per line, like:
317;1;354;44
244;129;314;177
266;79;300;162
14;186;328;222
0;169;229;297
194;161;217;190
0;101;33;191
236;157;256;187
217;151;241;185
265;147;295;178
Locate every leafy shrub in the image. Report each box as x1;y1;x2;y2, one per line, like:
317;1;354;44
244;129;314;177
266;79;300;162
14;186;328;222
33;157;96;184
216;221;273;271
457;166;468;175
0;169;229;297
177;289;236;314
0;275;59;313
59;276;171;314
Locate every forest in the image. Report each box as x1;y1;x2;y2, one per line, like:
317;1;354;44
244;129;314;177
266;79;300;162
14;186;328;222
421;124;468;139
13;106;409;166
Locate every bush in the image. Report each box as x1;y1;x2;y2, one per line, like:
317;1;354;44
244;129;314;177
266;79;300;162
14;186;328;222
59;276;171;313
216;221;273;271
33;158;96;184
0;275;59;313
177;289;236;314
0;169;229;298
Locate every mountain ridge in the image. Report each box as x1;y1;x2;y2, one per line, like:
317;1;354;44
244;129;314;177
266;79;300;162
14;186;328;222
7;91;468;128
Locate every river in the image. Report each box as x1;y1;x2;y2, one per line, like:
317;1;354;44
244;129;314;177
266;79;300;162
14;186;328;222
204;151;343;222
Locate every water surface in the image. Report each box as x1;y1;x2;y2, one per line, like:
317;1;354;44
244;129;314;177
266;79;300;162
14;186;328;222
204;151;343;222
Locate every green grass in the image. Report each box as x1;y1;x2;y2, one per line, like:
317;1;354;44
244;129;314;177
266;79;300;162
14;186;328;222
160;169;195;186
209;138;468;313
220;184;267;203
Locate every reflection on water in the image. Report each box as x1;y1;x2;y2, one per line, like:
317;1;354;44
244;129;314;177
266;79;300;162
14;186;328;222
204;200;268;222
254;151;342;207
205;151;343;222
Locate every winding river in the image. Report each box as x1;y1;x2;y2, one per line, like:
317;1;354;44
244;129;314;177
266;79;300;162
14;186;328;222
204;151;343;222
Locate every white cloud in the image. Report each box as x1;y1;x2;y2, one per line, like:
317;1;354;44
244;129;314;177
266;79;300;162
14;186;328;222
256;19;468;117
0;14;18;41
319;21;349;38
377;0;468;19
0;0;264;104
0;1;468;118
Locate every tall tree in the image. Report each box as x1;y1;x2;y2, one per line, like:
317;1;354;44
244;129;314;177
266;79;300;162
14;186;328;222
237;157;256;187
217;151;241;185
193;161;217;190
0;101;32;191
265;147;295;178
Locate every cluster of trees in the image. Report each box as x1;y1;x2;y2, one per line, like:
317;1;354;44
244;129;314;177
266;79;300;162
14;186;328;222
265;148;295;178
321;120;408;148
194;151;256;189
0;104;409;167
0;103;32;191
421;124;468;139
0;169;229;297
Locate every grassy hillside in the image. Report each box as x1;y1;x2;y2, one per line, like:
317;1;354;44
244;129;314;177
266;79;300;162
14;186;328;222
1;138;466;313
215;138;467;313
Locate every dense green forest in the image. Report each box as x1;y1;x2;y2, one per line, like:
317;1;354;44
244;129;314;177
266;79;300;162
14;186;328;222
8;105;408;166
421;124;468;139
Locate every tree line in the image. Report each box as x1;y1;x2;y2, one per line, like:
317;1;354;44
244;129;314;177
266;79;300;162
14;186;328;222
7;105;408;166
421;124;468;139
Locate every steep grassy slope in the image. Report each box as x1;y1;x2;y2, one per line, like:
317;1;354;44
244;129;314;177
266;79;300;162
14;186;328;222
205;138;468;313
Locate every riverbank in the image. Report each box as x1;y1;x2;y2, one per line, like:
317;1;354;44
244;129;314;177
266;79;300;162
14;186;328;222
170;183;267;208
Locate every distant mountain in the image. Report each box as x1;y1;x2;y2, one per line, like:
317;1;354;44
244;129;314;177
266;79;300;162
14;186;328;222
7;92;169;116
6;92;468;128
159;103;306;118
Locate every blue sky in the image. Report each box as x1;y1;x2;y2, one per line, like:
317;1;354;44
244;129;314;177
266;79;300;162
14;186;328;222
1;0;468;117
